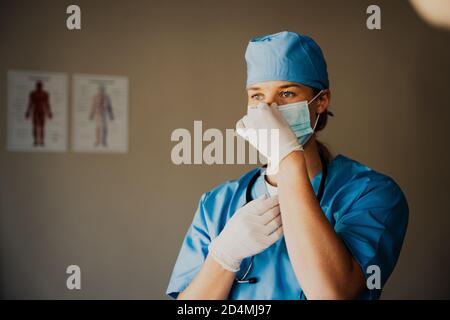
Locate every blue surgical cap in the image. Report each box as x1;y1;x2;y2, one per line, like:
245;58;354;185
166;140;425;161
245;31;329;90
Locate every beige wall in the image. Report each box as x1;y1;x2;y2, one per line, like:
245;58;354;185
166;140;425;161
1;0;449;299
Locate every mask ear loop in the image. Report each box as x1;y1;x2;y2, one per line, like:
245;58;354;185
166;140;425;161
308;89;324;132
312;112;321;131
309;90;334;117
308;89;324;105
302;90;325;147
301;113;321;147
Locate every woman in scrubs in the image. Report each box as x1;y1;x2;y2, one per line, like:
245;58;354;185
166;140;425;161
166;31;408;300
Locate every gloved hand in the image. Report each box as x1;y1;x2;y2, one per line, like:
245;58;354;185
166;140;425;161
208;194;283;272
236;102;302;173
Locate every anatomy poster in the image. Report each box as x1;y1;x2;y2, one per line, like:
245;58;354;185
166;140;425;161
72;74;128;153
7;70;68;152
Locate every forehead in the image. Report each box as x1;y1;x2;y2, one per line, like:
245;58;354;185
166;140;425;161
247;80;308;91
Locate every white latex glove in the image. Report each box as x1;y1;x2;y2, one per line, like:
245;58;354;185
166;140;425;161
236;102;302;174
208;194;283;272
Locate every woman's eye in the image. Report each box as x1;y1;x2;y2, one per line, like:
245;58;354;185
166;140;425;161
280;91;295;98
251;94;263;100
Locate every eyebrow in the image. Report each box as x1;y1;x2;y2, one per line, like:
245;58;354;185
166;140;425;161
247;83;303;91
278;84;302;89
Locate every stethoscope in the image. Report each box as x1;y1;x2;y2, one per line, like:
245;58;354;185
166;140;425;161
235;151;328;285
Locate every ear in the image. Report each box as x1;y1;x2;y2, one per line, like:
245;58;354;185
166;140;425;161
316;89;331;114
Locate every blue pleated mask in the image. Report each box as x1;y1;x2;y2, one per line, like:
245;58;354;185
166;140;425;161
273;90;323;146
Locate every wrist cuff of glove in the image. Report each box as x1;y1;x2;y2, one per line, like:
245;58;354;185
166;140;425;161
279;141;303;162
208;239;241;272
267;142;303;174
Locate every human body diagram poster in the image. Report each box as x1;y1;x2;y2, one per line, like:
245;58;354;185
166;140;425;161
7;70;68;152
72;74;129;153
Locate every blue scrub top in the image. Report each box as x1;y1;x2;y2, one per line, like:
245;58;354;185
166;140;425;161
166;154;409;299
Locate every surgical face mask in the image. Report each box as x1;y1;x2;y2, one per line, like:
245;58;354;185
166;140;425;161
271;90;323;146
